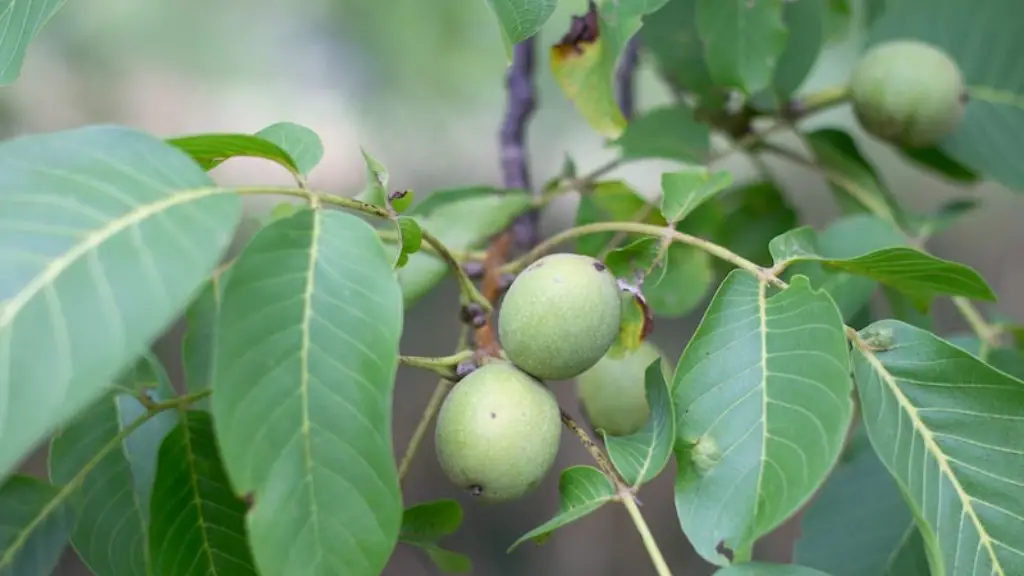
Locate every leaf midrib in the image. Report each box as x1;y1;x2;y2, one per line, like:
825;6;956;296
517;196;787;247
861;349;1004;575
181;413;219;574
298;209;323;565
0;185;232;331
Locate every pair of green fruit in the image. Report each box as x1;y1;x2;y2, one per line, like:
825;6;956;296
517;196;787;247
433;253;668;502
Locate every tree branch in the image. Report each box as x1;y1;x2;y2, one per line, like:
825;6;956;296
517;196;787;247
616;36;642;121
503;39;539;251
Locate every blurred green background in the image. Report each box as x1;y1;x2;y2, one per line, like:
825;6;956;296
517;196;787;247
11;0;1021;574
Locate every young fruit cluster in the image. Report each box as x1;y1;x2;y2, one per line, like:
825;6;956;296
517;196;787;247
434;253;626;502
849;39;967;148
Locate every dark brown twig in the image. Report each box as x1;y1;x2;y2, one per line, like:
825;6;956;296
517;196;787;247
503;39;539;251
615;36;641;120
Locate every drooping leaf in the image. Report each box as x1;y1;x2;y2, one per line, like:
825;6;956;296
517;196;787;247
641;0;716;98
613;104;711;164
0;0;67;85
574;180;663;257
607;290;655;357
48;355;178;576
783;214;907;321
507;466;616;552
399;500;471;574
166;133;304;177
752;0;827;109
805;129;904;228
397;190;531;305
794;425;930;576
0;125;240;481
149;410;257;576
713;563;833;576
551;0;670;139
770;228;995;308
673;272;853;566
715;182;799;269
0;475;74;576
212;208;404;576
255;122;324;176
182;267;232;410
605;361;675;487
696;0;789;95
852;320;1024;575
869;0;1024;191
660;168;733;224
484;0;558;59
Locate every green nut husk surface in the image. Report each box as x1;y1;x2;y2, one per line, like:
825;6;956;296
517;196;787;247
576;340;672;437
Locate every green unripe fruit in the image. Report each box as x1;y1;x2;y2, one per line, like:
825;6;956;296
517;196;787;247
576;341;672;437
498;253;622;380
434;362;562;502
849;40;966;148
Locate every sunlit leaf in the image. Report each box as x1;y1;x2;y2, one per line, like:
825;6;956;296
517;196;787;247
48;355;178;576
507;466;616;552
394;216;423;269
149;410;256;576
551;0;670;139
660;168;733;224
870;0;1024;190
0;0;67;85
673;272;853;566
255;122;324;176
212;208;404;576
696;0;788;94
408;186;519;217
605;361;675;487
852;320;1024;575
614;104;710;164
794;425;930;576
484;0;558;59
166;133;303;175
0;475;73;576
399;500;471;574
0;125;240;480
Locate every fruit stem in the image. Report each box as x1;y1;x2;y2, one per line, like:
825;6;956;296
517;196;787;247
559;410;629;490
951;296;1003;353
793;83;850;117
398;326;470;484
399;350;475;380
621;492;674;576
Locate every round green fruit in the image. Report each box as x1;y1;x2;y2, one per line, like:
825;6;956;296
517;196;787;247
498;253;622;380
434;362;562;503
849;40;966;148
576;341;672;437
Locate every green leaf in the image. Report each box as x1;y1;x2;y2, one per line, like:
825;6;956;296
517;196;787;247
713;563;833;576
0;125;241;481
696;0;789;95
673;272;853;566
771;228;995;307
485;0;557;59
388;189;414;214
824;0;853;43
408;186;517;217
784;214;906;321
715;182;799;268
852;320;1024;575
507;466;616;552
869;0;1024;190
604;237;713;318
906;198;980;240
397;191;531;306
552;0;670;139
356;147;389;207
0;475;73;576
0;0;66;85
660;168;733;224
48;356;178;576
394;216;423;269
150;410;256;576
183;269;231;410
899;146;980;184
266;202;304;224
574;181;663;257
605;360;675;487
255;122;324;176
166;133;304;176
793;425;930;576
753;0;827;109
613;104;711;164
399;500;471;574
642;0;716;97
212;208;404;576
864;0;888;28
805;129;904;228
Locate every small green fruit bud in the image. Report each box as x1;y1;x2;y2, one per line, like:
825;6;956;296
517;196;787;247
498;253;622;380
576;340;672;437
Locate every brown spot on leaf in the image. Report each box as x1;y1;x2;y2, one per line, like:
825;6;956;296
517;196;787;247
554;1;599;57
716;540;735;562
